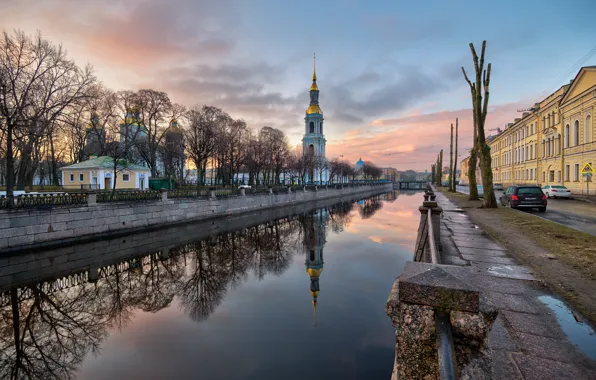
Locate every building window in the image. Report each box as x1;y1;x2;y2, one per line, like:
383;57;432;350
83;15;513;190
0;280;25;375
542;172;545;182
309;122;314;134
70;173;74;182
586;115;592;143
557;171;561;183
574;164;580;181
122;173;130;182
542;140;545;157
565;165;570;181
549;171;555;182
565;124;570;148
79;173;84;182
320;122;323;134
574;120;580;145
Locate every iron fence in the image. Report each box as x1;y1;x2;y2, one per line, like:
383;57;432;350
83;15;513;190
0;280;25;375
96;190;161;203
169;188;209;199
0;193;88;209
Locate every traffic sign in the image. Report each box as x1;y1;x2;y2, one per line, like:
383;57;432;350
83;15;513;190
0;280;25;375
580;162;594;175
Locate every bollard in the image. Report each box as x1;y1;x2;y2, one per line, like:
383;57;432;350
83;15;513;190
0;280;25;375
160;188;168;201
240;188;246;196
287;186;292;194
269;187;273;195
209;187;216;199
315;185;318;192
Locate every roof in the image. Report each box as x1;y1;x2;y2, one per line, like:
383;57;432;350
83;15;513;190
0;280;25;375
59;156;150;171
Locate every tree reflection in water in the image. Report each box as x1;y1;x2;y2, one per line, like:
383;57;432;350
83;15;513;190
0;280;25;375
0;203;367;379
358;195;384;219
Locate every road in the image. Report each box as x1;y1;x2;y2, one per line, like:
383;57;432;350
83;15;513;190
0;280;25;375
456;185;596;236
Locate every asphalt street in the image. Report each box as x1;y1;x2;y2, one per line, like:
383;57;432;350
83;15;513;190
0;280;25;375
456;185;596;236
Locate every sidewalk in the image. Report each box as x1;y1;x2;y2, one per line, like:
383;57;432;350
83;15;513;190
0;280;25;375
434;190;596;379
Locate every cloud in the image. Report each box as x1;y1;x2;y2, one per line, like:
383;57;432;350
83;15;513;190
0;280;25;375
327;101;529;170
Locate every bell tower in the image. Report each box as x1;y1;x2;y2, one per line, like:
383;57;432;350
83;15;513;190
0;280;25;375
302;54;328;184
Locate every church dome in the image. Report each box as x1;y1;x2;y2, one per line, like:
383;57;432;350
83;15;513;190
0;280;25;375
356;158;364;167
307;267;323;277
307;105;322;115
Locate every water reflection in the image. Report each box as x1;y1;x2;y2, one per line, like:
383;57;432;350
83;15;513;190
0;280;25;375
0;194;392;380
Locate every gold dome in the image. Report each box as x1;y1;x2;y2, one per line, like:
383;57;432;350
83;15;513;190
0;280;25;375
310;82;319;91
306;105;323;115
307;267;323;277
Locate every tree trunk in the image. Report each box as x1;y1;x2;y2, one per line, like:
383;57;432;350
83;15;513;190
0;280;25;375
449;123;454;192
453;118;459;192
6;121;14;207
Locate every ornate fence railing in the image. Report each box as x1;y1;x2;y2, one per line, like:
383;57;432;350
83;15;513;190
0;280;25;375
0;193;88;209
0;182;387;209
96;190;161;203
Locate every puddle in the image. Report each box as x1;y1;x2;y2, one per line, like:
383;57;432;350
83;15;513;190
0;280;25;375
538;295;596;360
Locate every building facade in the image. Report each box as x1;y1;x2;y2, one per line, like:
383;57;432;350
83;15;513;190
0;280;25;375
468;66;595;194
60;156;151;190
302;57;328;184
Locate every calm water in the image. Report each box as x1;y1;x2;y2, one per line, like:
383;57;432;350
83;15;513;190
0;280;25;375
1;191;422;380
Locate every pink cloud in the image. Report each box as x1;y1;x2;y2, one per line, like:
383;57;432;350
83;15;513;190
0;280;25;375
327;101;528;170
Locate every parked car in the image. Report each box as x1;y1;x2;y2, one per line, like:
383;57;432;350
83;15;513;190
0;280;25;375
238;184;252;189
541;185;571;199
500;185;547;212
493;183;504;191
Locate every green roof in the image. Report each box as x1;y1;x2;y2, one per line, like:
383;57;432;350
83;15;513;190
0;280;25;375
60;156;150;171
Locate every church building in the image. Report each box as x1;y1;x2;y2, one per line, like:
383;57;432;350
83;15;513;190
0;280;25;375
302;56;329;184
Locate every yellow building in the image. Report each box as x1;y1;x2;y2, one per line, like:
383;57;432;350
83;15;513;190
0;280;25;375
60;156;151;190
486;66;596;194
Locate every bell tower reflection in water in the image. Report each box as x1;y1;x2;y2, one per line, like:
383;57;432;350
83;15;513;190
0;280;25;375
303;209;328;326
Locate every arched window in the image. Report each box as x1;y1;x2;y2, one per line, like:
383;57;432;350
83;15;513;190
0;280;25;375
556;135;560;155
586;115;592;143
574;120;579;145
309;122;314;134
308;144;315;156
542;140;545;157
320;122;323;134
564;124;570;148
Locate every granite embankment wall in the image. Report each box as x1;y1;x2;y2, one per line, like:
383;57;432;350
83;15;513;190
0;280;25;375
0;184;391;253
0;191;379;292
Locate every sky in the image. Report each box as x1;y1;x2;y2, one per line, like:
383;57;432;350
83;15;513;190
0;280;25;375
1;0;595;170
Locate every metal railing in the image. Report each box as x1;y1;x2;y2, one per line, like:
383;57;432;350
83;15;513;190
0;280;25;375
96;190;161;203
0;193;87;209
414;184;458;379
427;207;440;264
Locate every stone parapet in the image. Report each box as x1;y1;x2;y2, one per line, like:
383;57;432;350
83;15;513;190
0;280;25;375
386;261;497;379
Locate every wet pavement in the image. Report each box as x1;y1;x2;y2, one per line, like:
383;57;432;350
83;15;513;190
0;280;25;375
436;189;596;379
456;185;596;236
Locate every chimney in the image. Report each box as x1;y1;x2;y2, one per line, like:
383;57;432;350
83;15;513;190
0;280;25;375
522;112;529;118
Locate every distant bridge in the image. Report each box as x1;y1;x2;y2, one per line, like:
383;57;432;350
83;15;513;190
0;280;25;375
394;181;428;190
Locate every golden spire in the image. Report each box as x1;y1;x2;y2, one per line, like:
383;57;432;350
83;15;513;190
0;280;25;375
312;53;317;81
313;299;317;327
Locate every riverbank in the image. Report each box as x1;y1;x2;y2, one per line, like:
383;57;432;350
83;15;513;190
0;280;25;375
437;186;596;326
0;183;392;254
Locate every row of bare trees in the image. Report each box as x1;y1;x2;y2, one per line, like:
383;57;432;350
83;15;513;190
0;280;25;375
0;30;385;199
431;41;496;207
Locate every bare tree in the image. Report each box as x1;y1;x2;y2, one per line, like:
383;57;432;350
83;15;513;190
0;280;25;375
0;30;95;201
462;41;497;207
449;123;454;192
452;118;459;191
185;105;222;187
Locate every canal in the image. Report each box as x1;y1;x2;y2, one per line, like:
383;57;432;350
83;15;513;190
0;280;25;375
0;191;422;380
